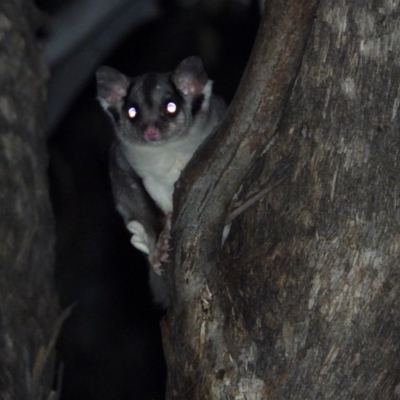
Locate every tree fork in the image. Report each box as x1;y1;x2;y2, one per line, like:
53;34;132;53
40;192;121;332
203;1;400;399
163;1;320;398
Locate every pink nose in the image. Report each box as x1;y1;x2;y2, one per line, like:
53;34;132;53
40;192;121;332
144;127;160;142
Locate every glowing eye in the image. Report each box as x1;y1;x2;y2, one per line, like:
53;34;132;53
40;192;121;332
127;107;137;119
166;101;177;114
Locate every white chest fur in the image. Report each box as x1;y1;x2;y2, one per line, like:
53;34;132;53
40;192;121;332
124;133;205;213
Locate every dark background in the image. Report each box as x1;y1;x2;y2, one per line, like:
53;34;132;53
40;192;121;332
34;0;260;398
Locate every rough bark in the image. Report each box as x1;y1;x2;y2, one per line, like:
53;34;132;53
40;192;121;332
0;1;58;399
164;0;400;399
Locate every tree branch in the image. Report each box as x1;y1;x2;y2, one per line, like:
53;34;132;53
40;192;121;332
164;0;321;398
171;0;320;306
0;1;58;398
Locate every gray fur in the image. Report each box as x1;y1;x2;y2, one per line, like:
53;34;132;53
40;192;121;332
96;56;226;307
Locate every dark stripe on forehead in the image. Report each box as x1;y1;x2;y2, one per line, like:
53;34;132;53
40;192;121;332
142;72;158;107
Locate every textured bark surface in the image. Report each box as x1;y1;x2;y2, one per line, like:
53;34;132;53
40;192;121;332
164;0;400;399
0;1;58;399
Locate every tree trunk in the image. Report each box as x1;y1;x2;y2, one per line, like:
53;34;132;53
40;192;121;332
0;1;58;399
164;0;400;398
